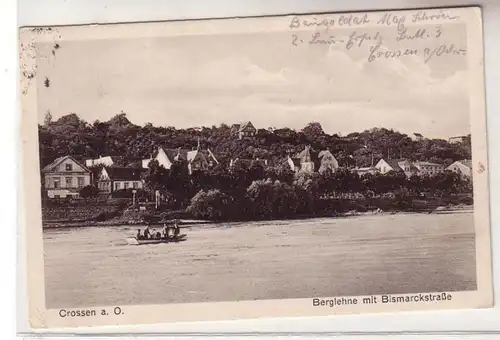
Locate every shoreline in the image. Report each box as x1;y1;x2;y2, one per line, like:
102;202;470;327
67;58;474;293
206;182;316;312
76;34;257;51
42;205;473;229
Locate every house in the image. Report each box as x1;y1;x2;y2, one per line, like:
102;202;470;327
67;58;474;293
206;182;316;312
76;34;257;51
142;143;219;174
288;146;315;173
287;146;339;174
318;150;339;173
413;161;445;176
97;167;146;193
412;133;424;141
85;155;114;168
446;159;472;178
142;147;174;169
231;121;257;139
229;158;268;170
375;158;418;177
449;136;467;144
41;155;92;198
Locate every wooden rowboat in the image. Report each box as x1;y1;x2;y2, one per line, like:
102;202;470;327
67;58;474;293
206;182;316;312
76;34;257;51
125;234;187;245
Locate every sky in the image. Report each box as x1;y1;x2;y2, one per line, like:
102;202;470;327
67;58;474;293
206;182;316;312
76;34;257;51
36;21;470;139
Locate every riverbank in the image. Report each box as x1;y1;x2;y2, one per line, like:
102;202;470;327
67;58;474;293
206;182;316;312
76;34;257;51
41;203;473;229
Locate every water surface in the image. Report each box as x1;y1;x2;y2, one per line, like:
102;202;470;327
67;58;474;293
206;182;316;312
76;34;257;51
44;212;476;308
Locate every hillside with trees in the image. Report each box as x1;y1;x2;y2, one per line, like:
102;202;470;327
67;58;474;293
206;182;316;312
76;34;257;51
39;113;473;224
39;112;471;169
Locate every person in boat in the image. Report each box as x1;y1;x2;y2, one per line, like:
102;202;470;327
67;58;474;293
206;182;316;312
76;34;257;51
173;220;181;237
143;225;151;239
162;223;170;239
151;228;158;239
136;229;142;240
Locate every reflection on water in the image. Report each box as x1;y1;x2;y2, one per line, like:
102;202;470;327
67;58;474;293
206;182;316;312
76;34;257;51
44;212;476;309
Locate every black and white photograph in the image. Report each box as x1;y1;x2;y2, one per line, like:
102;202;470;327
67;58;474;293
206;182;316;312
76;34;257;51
20;6;492;328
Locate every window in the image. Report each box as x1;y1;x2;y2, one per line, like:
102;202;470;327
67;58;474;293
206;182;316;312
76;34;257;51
124;182;129;189
65;164;73;171
114;182;120;191
78;177;84;188
53;178;60;188
133;182;138;189
65;177;72;187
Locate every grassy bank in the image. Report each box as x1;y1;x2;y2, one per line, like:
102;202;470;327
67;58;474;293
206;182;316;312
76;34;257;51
41;195;473;229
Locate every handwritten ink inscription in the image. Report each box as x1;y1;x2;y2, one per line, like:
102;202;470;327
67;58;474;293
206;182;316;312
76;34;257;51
346;31;382;50
423;44;466;63
289;13;370;30
368;43;418;63
292;33;344;46
288;9;464;63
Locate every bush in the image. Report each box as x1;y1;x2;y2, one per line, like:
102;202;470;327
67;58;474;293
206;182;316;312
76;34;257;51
187;189;234;220
79;185;99;199
246;179;300;219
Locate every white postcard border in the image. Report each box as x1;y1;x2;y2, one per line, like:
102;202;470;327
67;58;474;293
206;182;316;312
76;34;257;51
19;6;493;329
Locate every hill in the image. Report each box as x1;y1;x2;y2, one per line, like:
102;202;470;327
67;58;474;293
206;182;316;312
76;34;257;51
38;113;471;169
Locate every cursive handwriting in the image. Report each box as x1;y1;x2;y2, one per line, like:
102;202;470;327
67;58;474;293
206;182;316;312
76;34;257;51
292;32;344;46
411;10;459;24
309;32;344;45
396;27;431;41
377;12;406;32
423;44;466;63
289;13;370;30
368;42;418;62
337;13;370;27
289;16;336;30
288;10;466;65
346;31;382;50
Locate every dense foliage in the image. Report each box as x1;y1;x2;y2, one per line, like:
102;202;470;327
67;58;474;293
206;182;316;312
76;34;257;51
39;113;471;169
41;113;473;221
172;163;471;221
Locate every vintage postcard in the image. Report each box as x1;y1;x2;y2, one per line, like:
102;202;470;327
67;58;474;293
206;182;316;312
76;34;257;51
20;6;492;329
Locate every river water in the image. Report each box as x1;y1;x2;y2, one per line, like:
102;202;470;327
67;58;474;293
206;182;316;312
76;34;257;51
44;212;476;308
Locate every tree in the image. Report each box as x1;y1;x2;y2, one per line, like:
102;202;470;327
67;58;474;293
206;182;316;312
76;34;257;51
79;185;99;201
271;180;299;217
294;172;320;213
187;189;233;220
246;179;299;219
143;159;168;194
302;122;324;137
433;171;463;195
44;110;52;126
246;179;275;219
265;162;295;185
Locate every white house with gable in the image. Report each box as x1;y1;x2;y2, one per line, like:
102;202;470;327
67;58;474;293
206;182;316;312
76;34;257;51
375;158;418;177
142;147;173;169
446;159;472;178
42;156;92;198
